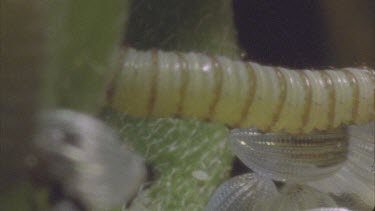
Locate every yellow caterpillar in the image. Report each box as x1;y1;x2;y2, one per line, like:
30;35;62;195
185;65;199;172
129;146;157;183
107;48;374;134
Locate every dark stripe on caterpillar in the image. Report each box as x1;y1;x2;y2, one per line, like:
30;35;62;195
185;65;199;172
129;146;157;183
147;49;159;115
298;70;312;132
266;67;287;131
321;70;336;129
341;69;359;123
236;63;257;127
175;52;189;116
207;55;224;121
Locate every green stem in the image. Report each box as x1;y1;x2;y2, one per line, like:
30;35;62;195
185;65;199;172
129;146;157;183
1;0;43;206
45;0;129;113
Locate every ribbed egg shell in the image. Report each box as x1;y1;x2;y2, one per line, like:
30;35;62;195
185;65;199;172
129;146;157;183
308;122;374;208
229;128;348;182
205;173;277;211
346;122;374;185
269;184;337;211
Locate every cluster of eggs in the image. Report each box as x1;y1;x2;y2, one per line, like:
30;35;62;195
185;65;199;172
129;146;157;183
206;122;374;211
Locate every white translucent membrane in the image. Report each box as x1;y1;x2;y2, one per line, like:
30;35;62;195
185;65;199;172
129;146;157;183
269;184;337;211
35;110;147;210
205;173;277;211
308;122;375;208
229;128;348;182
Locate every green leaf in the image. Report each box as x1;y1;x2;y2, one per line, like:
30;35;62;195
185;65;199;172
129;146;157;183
104;110;233;210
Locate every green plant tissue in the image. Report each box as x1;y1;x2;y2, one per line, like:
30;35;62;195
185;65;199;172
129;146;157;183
103;110;233;210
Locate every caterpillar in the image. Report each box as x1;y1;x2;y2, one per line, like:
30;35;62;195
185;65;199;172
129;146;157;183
107;48;375;134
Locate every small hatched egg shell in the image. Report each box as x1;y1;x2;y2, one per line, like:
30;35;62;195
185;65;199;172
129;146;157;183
270;184;337;211
346;121;374;185
205;173;277;211
308;166;374;210
229;127;348;182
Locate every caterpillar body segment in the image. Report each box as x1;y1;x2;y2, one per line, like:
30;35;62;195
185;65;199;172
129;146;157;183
109;48;375;133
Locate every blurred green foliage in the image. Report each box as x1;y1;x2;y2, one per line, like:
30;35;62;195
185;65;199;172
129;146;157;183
45;0;129;113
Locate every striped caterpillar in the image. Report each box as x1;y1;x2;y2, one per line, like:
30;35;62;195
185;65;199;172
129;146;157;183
107;48;374;134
